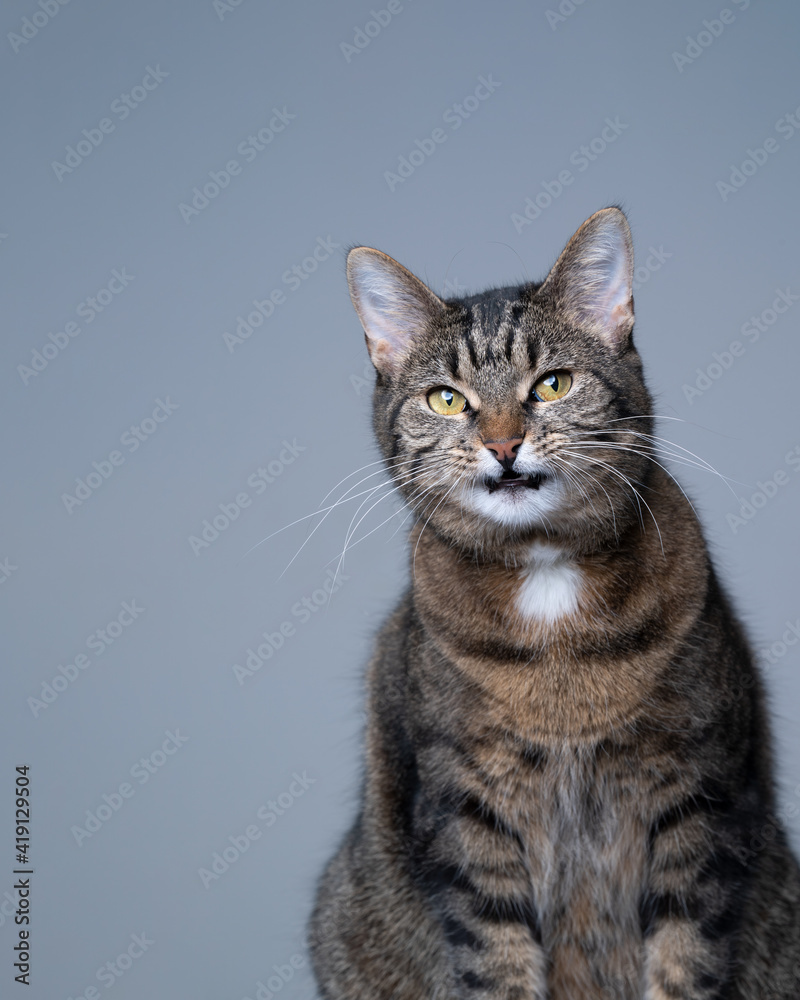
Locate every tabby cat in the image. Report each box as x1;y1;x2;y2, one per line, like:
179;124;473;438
308;208;800;999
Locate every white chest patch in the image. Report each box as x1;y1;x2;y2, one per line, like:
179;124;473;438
515;543;582;622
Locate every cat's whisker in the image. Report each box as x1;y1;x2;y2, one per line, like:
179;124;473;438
326;477;449;600
566;440;700;521
574;428;742;497
412;475;465;581
335;472;446;567
284;479;388;580
561;450;665;557
241;481;399;560
318;451;453;508
328;465;447;589
342;478;448;556
321;481;447;609
550;455;619;543
387;507;417;542
336;464;442;553
317;456;399;508
575;457;651;541
330;455;444;527
279;457;445;577
243;456;443;562
569;434;740;515
549;456;592;511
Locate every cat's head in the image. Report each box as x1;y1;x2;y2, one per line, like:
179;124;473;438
347;208;654;557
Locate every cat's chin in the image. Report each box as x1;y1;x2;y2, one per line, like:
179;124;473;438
458;473;565;532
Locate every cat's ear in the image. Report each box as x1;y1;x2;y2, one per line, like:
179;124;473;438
537;207;634;350
347;247;446;374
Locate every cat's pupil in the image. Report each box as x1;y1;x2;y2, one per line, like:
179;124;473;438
442;391;454;406
545;375;558;389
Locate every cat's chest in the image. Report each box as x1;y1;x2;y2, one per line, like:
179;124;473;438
477;744;647;943
513;542;583;622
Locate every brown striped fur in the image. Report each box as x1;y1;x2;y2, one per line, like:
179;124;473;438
308;209;800;999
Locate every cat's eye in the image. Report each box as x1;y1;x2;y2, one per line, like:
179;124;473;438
532;371;572;402
427;387;467;416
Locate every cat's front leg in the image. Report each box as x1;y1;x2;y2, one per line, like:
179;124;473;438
414;789;549;1000
640;793;746;999
431;873;549;1000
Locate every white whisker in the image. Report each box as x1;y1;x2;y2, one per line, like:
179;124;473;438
561;449;665;557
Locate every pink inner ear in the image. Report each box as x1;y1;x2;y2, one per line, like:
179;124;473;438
370;338;396;371
556;212;634;345
348;249;445;371
609;299;633;330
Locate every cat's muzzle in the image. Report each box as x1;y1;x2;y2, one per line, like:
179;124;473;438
485;471;545;493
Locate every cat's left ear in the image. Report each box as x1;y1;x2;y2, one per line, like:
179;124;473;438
347;247;446;375
536;207;634;350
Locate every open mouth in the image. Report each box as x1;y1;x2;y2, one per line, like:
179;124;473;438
485;471;545;494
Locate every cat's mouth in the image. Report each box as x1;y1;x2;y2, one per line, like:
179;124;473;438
485;471;545;493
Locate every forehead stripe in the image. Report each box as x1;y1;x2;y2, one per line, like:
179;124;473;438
503;324;516;361
445;343;460;379
461;325;479;370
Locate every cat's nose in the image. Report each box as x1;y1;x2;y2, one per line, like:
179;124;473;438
484;438;523;471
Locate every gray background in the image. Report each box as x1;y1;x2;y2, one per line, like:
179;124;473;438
2;1;799;997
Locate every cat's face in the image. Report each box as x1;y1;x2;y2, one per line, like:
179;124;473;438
348;209;655;557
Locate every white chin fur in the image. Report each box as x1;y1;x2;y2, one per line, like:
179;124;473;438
459;477;565;530
458;444;564;531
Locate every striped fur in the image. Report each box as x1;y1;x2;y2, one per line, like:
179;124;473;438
308;209;800;999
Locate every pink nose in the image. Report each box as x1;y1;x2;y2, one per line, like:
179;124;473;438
484;438;523;468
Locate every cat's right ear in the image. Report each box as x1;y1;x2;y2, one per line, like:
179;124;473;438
536;207;635;351
346;247;446;375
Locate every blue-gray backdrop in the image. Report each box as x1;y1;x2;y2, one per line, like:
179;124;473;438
2;1;799;998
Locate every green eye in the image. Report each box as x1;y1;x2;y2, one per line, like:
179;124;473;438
427;387;467;415
532;371;572;402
